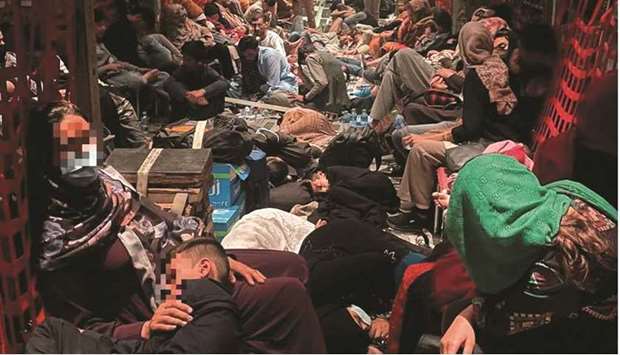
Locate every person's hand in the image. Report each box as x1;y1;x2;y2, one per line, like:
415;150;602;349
116;61;133;69
101;62;124;72
436;68;456;79
402;134;426;147
142;300;193;339
380;30;395;39
371;116;392;134
289;93;305;102
186;89;205;99
315;219;327;228
432;189;450;209
228;257;267;286
6;80;15;95
440;314;476;354
430;75;448;90
369;318;390;339
185;89;209;106
143;68;161;83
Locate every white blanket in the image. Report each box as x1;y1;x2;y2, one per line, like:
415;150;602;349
221;208;315;253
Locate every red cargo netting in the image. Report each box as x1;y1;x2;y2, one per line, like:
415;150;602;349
0;0;81;352
532;0;617;149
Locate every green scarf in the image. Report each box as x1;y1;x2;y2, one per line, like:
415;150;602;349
446;154;617;294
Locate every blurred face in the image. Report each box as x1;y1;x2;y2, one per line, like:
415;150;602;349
95;20;108;41
250;17;267;36
101;1;120;23
127;14;148;32
207;13;220;22
310;171;330;193
53;114;98;174
493;35;510;61
517;48;556;97
166;252;216;300
242;47;259;62
182;55;199;68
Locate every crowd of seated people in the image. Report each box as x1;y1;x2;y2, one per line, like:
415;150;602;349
6;0;616;354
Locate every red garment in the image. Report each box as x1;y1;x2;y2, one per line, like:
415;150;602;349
533;128;575;184
388;248;477;353
388;262;434;353
430;249;477;309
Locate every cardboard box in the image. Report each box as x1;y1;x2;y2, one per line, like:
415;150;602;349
212;193;246;240
209;163;242;208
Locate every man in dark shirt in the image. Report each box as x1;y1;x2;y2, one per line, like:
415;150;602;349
100;0;145;67
26;239;242;354
164;41;230;120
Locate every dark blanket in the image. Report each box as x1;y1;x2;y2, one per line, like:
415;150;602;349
253;131;314;169
140;279;241;353
316;166;399;227
268;181;314;212
27;279;241;354
299;219;417;313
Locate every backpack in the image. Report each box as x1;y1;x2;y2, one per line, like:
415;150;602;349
319;126;383;170
202;128;254;165
213;112;250;132
253;129;314;169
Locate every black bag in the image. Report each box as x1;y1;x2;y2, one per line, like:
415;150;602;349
253;129;314;169
268;181;314;212
213;112;249;132
319;126;383;170
445;142;486;172
202;128;254;165
243;149;270;212
152;119;195;148
414;335;484;354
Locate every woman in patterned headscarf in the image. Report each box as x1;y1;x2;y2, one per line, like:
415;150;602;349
457;20;517;115
388;20;524;233
440;154;617;353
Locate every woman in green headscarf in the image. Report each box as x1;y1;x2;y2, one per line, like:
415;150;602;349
439;154;617;354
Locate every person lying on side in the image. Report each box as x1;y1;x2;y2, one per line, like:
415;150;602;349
27;239;242;354
27;100;327;354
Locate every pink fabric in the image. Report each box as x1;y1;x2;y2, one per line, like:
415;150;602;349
482;140;534;170
443;141;534;193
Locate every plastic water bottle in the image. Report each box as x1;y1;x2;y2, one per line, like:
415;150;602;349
360;109;369;125
355;109;363;126
393;114;406;130
251;107;258;121
140;111;149;131
351;108;358;127
243;107;251;121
